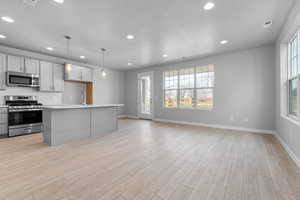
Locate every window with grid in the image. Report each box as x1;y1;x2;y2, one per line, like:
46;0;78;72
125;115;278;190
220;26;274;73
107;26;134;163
196;65;214;109
288;31;300;117
163;65;214;109
164;70;178;108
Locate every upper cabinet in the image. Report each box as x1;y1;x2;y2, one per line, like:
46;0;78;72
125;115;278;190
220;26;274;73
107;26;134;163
40;61;64;92
65;65;94;83
7;55;24;73
24;58;39;75
65;65;81;81
0;54;6;90
53;63;64;92
39;61;53;91
81;67;93;82
7;55;40;75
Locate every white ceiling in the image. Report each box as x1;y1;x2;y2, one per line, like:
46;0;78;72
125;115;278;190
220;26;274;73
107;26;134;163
0;0;294;70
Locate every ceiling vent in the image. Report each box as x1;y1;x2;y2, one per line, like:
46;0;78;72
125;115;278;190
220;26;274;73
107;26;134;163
23;0;40;7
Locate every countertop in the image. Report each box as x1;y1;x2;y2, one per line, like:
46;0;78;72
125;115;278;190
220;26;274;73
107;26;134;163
43;104;124;110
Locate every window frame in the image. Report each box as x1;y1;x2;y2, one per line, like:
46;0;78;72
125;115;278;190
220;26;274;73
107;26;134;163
163;65;214;110
287;30;300;120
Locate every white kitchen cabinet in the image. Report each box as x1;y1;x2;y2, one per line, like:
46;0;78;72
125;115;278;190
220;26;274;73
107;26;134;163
81;67;93;82
40;61;54;91
65;64;82;81
40;61;64;92
0;107;7;137
25;58;39;75
0;124;8;137
53;63;64;92
0;54;6;90
65;65;93;82
7;56;39;75
7;55;25;73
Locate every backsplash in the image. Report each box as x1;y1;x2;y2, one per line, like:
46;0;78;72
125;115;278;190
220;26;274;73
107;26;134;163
0;87;62;105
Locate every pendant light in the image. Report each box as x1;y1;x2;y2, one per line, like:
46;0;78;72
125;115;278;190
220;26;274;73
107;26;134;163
65;35;72;72
101;48;107;77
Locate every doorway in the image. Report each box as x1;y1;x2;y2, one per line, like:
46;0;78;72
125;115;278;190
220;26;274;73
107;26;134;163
137;72;154;119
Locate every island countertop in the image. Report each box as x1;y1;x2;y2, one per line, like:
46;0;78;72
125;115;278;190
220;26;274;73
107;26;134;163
44;104;124;110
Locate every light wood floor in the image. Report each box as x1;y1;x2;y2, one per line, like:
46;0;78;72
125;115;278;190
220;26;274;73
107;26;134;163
0;119;299;200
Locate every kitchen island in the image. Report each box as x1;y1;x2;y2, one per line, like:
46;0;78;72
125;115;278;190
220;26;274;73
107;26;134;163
42;104;123;146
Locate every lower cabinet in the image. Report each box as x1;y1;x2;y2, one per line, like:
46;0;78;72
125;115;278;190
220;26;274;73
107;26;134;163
0;54;6;90
0;124;8;137
40;61;64;92
0;108;8;138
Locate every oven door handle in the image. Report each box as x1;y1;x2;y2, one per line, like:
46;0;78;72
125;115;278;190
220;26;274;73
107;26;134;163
9;109;43;112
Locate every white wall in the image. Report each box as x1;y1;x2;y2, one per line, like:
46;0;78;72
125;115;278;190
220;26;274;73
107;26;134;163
124;44;276;131
275;0;300;164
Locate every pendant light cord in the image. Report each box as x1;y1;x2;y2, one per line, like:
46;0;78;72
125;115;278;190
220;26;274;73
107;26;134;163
65;35;72;62
101;48;106;69
102;50;104;68
67;39;70;61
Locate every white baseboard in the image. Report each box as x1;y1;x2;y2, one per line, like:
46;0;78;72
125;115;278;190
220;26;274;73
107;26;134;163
118;115;139;119
153;118;276;135
275;133;300;168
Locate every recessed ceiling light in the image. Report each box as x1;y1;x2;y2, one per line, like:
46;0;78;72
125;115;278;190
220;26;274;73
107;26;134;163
53;0;64;3
128;62;133;66
46;47;54;51
203;2;215;10
163;54;168;58
0;34;6;39
127;34;135;40
1;16;14;23
263;20;273;28
220;40;228;44
80;56;86;59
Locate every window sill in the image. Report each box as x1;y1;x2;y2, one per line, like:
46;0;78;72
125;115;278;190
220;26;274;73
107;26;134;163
163;107;213;111
281;115;300;127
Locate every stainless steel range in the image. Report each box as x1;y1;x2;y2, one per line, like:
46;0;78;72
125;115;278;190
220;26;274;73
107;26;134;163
5;96;43;137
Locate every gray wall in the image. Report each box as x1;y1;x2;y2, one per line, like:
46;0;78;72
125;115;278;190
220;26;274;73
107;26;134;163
93;68;125;114
124;45;276;131
275;1;300;161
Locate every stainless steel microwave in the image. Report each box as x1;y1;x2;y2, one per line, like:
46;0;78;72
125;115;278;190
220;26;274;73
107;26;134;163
6;71;40;88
